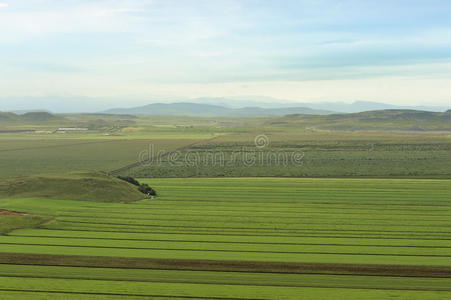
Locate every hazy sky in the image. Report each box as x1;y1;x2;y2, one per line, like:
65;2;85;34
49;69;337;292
1;0;451;105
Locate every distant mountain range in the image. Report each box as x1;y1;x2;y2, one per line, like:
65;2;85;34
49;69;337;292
186;98;449;113
299;100;450;113
102;102;333;117
1;109;450;131
0;96;448;114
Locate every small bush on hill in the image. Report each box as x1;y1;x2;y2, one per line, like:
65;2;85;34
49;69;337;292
117;176;140;186
117;176;157;196
138;183;157;196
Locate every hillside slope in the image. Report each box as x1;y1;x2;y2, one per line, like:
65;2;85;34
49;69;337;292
0;111;63;124
0;172;146;202
270;109;451;130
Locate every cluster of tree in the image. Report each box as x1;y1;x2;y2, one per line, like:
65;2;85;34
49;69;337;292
117;176;140;186
117;176;157;196
138;183;156;196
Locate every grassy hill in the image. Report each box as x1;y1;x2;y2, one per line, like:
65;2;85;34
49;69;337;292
20;112;61;121
0;110;137;132
0;112;19;121
0;111;62;123
271;109;451;130
0;172;146;202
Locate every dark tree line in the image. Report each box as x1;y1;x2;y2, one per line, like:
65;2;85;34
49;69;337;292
117;176;157;196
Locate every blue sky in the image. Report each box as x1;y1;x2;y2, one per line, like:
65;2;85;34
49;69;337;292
1;0;451;106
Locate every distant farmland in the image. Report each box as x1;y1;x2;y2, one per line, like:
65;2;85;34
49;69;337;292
0;138;201;178
126;130;451;179
0;178;450;299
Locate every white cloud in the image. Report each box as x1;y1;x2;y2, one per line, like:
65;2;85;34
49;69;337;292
1;0;450;106
0;1;145;43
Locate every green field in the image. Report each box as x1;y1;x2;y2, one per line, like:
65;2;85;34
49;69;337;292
2;113;451;179
1;113;451;299
126;130;451;178
1;178;451;299
0;138;203;178
0;114;234;178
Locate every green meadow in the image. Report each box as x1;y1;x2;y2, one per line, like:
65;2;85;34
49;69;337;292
126;130;451;179
1;178;451;299
2;113;451;179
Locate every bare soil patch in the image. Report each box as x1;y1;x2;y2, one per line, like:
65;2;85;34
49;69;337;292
0;209;28;216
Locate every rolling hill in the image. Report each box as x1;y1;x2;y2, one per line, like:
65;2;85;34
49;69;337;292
0;111;62;123
0;172;146;202
270;109;451;130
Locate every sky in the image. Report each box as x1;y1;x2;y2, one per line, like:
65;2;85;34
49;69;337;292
1;0;451;107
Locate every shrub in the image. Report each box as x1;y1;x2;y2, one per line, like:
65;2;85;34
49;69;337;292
138;183;157;196
117;176;140;186
117;176;157;196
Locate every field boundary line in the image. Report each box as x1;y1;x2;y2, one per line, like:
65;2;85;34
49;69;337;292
1;274;451;291
0;288;264;300
3;241;451;257
1;253;451;277
12;234;451;248
55;214;451;229
37;227;451;240
55;220;451;234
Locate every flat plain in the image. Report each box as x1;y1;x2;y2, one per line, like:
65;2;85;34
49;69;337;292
1;113;451;299
1;178;451;299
